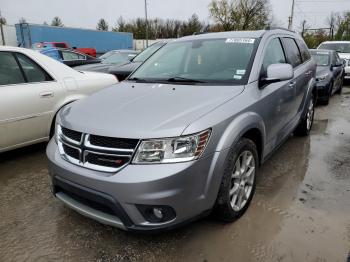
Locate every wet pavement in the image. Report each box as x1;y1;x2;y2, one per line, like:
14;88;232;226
1;87;350;262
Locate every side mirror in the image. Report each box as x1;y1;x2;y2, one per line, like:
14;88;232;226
259;63;294;88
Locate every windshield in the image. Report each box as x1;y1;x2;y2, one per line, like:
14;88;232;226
311;51;330;66
99;51;115;60
102;52;135;65
132;42;165;62
318;43;350;53
130;38;258;84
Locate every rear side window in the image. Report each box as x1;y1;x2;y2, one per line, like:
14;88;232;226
62;51;85;61
44;50;61;60
261;38;286;77
0;52;25;85
16;53;53;83
296;39;311;62
282;38;302;68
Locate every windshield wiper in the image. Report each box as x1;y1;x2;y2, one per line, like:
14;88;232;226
166;76;207;83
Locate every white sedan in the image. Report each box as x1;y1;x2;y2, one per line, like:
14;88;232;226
0;46;118;153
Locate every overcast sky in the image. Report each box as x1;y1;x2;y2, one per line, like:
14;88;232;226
1;0;350;31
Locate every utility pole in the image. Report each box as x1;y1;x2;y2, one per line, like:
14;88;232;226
144;0;149;48
0;10;5;45
288;0;295;30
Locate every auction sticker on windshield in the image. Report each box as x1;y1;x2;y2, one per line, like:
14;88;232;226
225;38;255;44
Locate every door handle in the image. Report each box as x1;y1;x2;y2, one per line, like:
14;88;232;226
288;81;296;87
40;91;54;98
305;71;312;76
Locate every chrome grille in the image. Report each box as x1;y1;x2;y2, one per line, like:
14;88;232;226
57;125;139;173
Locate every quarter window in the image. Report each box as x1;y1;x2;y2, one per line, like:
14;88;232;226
282;38;302;68
0;52;25;85
16;53;52;83
261;38;286;77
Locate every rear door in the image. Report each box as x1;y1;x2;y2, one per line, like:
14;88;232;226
0;51;61;150
332;52;343;91
295;38;314;110
281;38;305;121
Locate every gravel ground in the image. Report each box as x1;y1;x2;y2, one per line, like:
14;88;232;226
1;86;350;262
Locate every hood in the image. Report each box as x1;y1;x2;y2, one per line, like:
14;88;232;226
74;63;114;73
109;62;142;74
60;81;244;139
338;53;350;60
316;66;330;76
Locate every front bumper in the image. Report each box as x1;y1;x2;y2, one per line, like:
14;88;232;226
316;81;331;101
46;139;227;232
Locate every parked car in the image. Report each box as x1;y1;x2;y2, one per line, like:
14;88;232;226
73;50;138;73
47;29;316;232
33;42;97;57
0;46;117;153
40;48;101;67
310;49;344;104
109;41;168;81
318;41;350;79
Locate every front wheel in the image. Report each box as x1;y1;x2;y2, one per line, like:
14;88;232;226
295;94;315;136
213;138;258;222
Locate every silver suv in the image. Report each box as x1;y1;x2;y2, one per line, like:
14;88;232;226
47;29;316;232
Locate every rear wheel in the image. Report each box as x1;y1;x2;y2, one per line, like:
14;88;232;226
295;94;315;136
213;138;258;222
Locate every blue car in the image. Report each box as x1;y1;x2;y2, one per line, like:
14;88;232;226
310;49;345;104
40;48;100;67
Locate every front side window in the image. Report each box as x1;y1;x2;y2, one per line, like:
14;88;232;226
16;53;52;82
130;38;259;84
0;52;25;85
310;51;330;66
261;38;286;77
62;51;85;61
282;38;302;68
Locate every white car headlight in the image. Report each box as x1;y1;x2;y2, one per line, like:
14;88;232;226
133;129;211;164
316;74;329;81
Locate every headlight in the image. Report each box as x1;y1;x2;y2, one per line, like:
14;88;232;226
316;74;329;81
133;129;211;164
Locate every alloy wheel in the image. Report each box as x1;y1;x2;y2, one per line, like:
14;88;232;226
230;151;256;212
306;98;314;131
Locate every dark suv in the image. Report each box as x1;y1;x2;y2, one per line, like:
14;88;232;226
47;28;316;232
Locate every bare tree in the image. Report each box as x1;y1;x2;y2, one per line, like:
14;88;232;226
97;18;109;31
209;0;271;31
51;17;64;27
300;20;310;38
0;16;6;25
19;17;27;23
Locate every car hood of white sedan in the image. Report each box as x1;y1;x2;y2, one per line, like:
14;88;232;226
60;81;244;139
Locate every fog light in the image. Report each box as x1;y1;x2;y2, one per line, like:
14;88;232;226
136;205;176;223
153;208;164;220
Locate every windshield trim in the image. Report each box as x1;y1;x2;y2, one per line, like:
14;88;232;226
127;37;261;86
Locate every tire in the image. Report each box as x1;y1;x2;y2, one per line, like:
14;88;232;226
295;94;315;137
213;138;258;222
49;115;56;139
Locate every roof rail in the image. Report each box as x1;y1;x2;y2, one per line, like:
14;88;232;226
265;26;295;33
